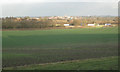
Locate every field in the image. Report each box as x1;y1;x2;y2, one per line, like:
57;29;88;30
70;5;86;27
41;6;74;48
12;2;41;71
2;27;118;70
4;56;118;70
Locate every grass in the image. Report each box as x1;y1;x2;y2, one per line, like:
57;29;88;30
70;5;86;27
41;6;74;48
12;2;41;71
2;27;118;69
4;56;118;70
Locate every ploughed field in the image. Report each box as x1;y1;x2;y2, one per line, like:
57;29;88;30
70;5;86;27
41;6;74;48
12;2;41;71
2;27;118;68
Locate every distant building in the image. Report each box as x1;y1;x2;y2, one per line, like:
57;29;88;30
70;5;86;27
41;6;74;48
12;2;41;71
88;24;95;26
105;23;111;26
64;24;70;26
64;24;74;27
15;18;21;21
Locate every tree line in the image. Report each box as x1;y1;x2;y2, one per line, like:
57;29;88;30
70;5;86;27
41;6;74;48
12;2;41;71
2;18;56;29
2;16;118;29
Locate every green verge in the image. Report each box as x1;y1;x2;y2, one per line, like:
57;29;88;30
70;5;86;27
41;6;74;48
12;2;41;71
4;56;118;70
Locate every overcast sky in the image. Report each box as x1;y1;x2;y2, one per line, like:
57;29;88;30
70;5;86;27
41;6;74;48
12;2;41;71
1;0;119;4
1;0;119;17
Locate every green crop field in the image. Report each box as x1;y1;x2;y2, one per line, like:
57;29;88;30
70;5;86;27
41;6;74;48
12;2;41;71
2;27;118;70
4;56;118;70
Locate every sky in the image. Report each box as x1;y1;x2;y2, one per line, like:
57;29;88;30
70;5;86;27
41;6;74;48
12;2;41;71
1;0;119;17
0;0;119;4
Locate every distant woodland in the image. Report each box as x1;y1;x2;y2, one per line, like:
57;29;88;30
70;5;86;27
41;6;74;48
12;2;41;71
2;16;118;29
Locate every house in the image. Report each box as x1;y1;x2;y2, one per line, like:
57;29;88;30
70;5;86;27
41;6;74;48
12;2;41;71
64;24;70;26
14;18;22;21
88;24;95;26
105;23;112;26
64;24;74;27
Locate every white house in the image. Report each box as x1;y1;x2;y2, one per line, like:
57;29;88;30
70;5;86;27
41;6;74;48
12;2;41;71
64;24;70;26
105;23;111;26
88;24;95;26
